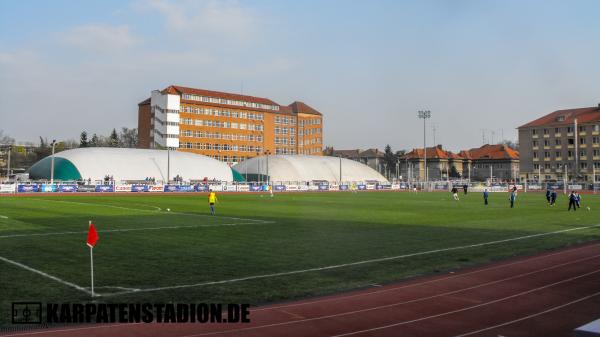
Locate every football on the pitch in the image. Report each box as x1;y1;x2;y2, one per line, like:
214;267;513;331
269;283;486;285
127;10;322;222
587;207;591;211
167;208;171;212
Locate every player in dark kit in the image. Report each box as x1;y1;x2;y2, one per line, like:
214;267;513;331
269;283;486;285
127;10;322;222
568;191;577;211
545;189;551;204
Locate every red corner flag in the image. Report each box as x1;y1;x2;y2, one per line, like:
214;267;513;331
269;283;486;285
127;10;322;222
87;223;99;248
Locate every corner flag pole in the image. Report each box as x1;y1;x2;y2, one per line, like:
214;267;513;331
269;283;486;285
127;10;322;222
86;220;99;297
89;220;94;297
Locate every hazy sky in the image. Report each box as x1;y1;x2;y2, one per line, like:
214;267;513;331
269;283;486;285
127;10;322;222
1;0;599;152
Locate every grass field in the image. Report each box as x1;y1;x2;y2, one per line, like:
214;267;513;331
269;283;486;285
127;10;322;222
1;191;599;326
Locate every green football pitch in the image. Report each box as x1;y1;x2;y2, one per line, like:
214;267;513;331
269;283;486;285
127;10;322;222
0;191;599;325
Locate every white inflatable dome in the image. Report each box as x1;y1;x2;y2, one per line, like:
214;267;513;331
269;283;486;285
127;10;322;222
233;155;388;183
29;148;234;182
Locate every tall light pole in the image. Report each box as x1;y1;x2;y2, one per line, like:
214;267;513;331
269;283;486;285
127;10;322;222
6;145;11;181
339;155;342;184
417;110;431;187
50;140;56;184
256;151;261;184
264;150;271;185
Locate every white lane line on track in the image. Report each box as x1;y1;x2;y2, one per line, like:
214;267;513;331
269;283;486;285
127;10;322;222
148;253;600;337
253;242;600;312
0;255;91;295
454;290;600;337
0;221;276;239
329;269;600;337
103;223;600;296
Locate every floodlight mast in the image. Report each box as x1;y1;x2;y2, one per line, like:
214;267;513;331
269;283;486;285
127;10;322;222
417;110;431;189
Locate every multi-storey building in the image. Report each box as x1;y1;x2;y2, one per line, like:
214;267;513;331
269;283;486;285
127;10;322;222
459;144;519;181
518;104;600;182
138;85;323;164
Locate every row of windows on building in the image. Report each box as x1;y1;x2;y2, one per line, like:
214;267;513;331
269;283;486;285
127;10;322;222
298;148;322;155
274;115;297;125
533;162;600;170
180;130;263;142
299;138;322;145
151;106;179;115
471;163;515;169
179;142;263;153
180;118;264;131
181;94;280;111
533;137;600;147
299;119;321;127
531;124;600;135
180;105;264;121
275;137;296;146
300;128;322;136
275;147;297;155
533;149;600;158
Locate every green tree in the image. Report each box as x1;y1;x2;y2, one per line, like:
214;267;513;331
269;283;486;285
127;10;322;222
90;134;99;147
383;144;397;177
109;129;119;147
80;131;88;147
119;127;138;148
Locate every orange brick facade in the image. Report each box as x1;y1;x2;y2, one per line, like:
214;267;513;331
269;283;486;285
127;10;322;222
138;85;323;164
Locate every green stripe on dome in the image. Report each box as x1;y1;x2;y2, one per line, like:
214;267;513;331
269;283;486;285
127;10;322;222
231;168;245;182
28;156;82;181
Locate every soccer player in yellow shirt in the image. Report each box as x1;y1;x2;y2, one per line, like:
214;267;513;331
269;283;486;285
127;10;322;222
208;189;218;215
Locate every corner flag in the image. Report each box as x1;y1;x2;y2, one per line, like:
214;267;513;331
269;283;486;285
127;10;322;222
87;223;99;248
86;221;99;297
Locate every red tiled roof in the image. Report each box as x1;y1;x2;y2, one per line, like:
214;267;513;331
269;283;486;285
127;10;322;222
288;101;322;116
403;145;462;160
519;106;600;128
164;85;280;106
464;144;519;160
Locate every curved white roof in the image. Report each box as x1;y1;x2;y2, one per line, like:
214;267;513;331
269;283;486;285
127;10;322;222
46;148;233;182
233;155;388;183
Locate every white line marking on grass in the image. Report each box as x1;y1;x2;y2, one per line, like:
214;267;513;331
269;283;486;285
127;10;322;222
0;255;91;296
0;221;276;239
330;269;600;337
104;223;600;297
155;254;600;337
0;215;8;219
454;291;600;337
33;198;269;223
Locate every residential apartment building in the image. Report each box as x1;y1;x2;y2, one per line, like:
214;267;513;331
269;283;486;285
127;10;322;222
459;144;519;181
518;104;600;182
138;85;323;164
400;145;466;181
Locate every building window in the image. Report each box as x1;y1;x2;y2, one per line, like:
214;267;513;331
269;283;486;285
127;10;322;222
555;127;561;133
579;126;586;132
555;151;560;157
580;138;586;144
555;139;561;145
544;151;550;158
567;126;573;133
543;128;549;134
532;129;537;135
568;138;574;145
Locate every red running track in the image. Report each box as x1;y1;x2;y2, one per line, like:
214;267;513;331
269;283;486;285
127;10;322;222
3;242;600;337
